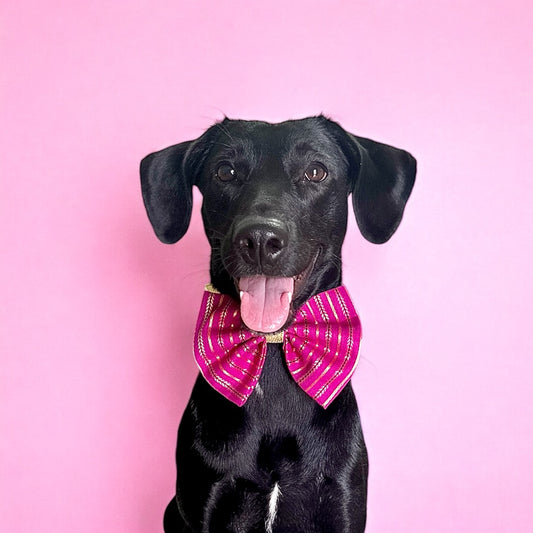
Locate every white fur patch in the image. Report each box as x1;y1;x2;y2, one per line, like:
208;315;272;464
265;482;281;533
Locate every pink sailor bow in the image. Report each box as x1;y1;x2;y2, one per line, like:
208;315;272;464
193;285;362;408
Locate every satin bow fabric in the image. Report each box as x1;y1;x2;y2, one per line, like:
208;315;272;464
193;285;362;408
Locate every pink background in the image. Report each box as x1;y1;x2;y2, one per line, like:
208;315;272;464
1;1;531;531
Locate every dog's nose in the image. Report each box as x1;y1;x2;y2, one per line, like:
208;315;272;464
233;218;289;269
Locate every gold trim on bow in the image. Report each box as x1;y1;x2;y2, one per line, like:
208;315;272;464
264;331;284;343
205;283;220;294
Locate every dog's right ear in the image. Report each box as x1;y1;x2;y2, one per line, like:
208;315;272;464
321;117;416;244
140;135;210;244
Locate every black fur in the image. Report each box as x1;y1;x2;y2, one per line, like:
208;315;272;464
141;116;416;532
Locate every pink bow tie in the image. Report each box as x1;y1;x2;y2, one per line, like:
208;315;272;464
193;285;362;408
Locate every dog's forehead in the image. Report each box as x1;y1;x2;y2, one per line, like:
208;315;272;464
212;117;338;155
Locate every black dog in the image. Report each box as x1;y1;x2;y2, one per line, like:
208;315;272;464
141;116;416;532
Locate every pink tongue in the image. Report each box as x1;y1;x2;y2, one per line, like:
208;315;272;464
239;276;294;333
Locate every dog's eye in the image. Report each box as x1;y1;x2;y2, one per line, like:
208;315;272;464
215;164;237;182
304;163;328;182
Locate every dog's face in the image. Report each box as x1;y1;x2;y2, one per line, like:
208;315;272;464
197;118;352;333
141;116;416;333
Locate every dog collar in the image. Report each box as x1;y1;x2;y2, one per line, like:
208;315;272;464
193;284;362;408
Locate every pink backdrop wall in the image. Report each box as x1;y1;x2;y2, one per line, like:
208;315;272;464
2;1;531;531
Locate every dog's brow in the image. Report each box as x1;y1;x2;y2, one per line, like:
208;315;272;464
214;123;256;151
291;142;317;156
214;136;254;156
284;141;329;168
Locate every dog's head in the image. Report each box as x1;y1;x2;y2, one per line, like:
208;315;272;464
141;116;416;333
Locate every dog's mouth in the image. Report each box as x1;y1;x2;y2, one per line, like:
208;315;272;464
236;250;319;334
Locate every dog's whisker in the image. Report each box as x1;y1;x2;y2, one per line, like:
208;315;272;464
214;121;236;143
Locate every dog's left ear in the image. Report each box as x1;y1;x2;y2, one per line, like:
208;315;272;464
326;120;417;244
140;133;211;244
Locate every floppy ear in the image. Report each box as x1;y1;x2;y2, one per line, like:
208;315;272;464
350;135;416;243
326;120;416;244
140;135;211;244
